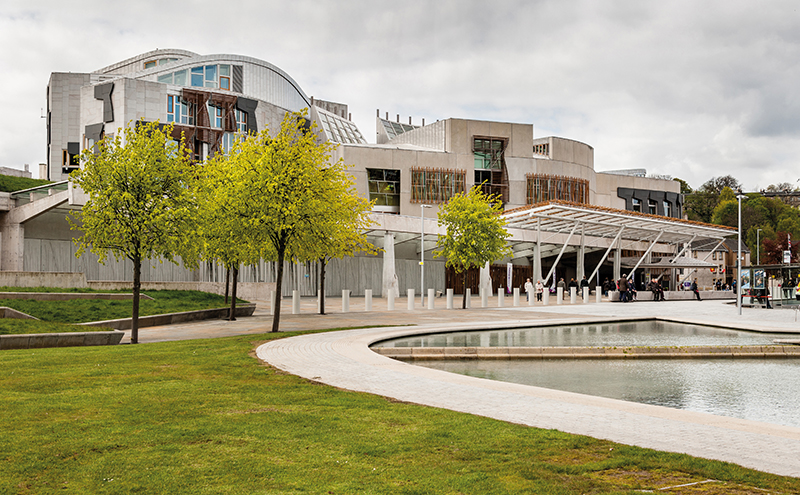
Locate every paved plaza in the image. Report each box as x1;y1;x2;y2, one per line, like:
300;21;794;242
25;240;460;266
132;296;800;477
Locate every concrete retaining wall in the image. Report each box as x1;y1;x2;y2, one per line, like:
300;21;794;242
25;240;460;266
0;292;154;301
81;303;257;330
0;330;124;350
86;281;274;302
0;271;89;288
374;345;800;360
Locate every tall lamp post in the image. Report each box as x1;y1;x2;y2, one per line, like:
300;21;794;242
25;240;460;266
756;228;762;265
736;190;746;316
420;204;432;306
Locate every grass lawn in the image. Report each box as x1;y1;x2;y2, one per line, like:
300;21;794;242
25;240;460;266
2;331;799;494
0;175;51;193
0;290;247;324
0;319;104;335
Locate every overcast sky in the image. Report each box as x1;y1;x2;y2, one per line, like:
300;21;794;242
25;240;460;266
1;0;799;190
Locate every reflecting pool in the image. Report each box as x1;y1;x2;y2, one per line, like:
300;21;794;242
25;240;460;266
372;320;790;348
414;358;800;427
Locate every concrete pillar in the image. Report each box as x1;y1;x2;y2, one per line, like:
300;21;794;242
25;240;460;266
388;290;395;310
528;290;534;306
582;287;589;303
269;290;276;316
613;248;621;281
569;287;577;304
497;288;504;307
427;288;435;309
292;290;300;314
407;289;415;310
513;287;520;306
543;290;549;306
0;223;24;272
465;288;472;308
342;290;350;313
382;232;399;299
557;287;564;304
596;289;602;304
481;288;488;308
364;289;372;312
446;288;454;309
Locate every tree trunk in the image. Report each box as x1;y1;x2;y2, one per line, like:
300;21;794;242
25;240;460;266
271;245;285;332
319;257;327;315
228;264;238;321
462;270;467;309
224;267;230;304
131;253;141;344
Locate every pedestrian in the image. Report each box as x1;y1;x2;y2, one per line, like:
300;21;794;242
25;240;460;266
618;274;629;302
524;277;533;302
535;279;544;301
557;278;567;298
568;277;578;297
580;275;590;294
602;277;610;297
691;279;702;301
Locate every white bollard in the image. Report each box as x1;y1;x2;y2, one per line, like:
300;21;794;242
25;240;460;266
596;288;602;304
513;287;520;307
528;290;534;307
365;289;372;312
582;287;589;303
481;288;489;308
543;290;549;306
446;288;454;309
466;288;472;308
427;288;435;309
342;290;350;313
557;287;564;305
269;290;276;316
388;290;395;311
498;288;505;307
570;287;577;304
292;290;301;314
407;289;415;310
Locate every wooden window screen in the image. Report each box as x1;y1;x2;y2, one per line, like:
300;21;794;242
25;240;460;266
411;167;466;203
526;174;589;205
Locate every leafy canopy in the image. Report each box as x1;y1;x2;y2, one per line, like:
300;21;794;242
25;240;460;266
434;186;511;272
69;120;198;267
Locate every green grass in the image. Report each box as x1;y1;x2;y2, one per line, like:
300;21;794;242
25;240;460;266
1;331;799;494
0;290;248;324
0;319;103;335
0;175;51;193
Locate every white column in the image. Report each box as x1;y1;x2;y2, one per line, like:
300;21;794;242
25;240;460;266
382;232;399;299
364;289;372;312
543;289;549;306
557;287;564;304
407;289;415;310
446;288;454;309
596;289;602;303
427;288;435;309
513;287;520;307
269;290;276;316
570;287;577;304
497;288;504;307
481;288;489;307
387;290;395;310
465;288;472;308
292;290;300;314
582;286;589;303
342;290;350;313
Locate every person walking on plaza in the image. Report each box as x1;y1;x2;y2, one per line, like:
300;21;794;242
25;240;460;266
618;274;629;302
524;278;533;302
557;278;567;299
580;275;590;294
535;279;544;301
691;279;702;301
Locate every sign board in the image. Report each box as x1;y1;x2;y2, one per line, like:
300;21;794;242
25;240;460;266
784;250;792;264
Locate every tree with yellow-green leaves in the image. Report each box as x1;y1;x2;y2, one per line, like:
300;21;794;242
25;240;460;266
69;121;198;344
197;110;373;330
434;186;511;309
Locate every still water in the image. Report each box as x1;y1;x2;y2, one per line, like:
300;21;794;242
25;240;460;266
414;358;800;428
372;320;790;348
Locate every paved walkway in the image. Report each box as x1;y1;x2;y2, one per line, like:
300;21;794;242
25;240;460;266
127;296;800;476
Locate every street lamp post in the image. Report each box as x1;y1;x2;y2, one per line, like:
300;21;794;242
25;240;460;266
756;228;762;265
420;204;432;306
736;190;746;316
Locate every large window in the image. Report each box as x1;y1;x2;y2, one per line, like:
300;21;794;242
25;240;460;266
367;169;400;213
411;167;465;203
473;137;508;203
526;174;589;205
235;108;248;133
167;95;195;125
158;64;232;91
207;103;223;128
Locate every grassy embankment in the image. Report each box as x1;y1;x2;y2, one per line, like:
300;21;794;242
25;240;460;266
2;330;799;494
0;289;246;334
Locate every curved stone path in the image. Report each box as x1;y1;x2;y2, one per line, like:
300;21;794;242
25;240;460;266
256;311;800;478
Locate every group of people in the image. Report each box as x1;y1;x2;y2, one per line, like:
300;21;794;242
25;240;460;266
523;276;593;301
